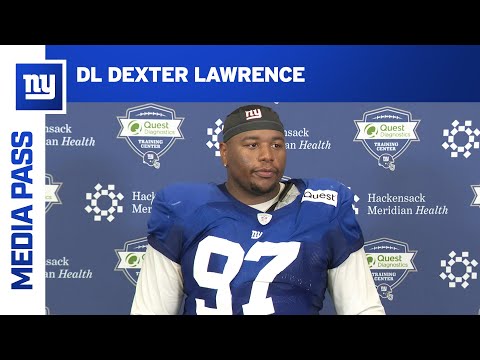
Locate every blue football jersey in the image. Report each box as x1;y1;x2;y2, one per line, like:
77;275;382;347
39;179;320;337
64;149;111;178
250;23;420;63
147;178;364;315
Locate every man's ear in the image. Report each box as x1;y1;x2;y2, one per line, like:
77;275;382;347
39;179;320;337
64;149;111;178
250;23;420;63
219;142;227;167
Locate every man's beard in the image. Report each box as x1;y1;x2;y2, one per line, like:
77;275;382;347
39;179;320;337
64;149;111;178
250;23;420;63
249;180;278;196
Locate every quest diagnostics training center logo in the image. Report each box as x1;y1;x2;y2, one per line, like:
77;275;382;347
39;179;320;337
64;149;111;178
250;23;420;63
364;238;417;301
117;103;184;169
354;107;420;171
16;60;66;113
115;237;148;286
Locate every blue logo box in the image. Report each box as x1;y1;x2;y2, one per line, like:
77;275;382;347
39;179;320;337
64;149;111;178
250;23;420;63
16;63;64;111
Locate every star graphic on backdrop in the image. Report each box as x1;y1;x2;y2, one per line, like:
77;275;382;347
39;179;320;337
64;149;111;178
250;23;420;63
45;174;62;213
471;185;480;207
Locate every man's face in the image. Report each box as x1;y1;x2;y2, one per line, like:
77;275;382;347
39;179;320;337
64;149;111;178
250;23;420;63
220;129;286;202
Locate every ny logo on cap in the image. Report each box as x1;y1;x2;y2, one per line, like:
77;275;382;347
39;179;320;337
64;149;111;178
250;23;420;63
245;109;262;120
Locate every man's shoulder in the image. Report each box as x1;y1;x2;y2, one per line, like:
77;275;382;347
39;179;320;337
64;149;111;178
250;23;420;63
161;181;216;193
292;177;355;202
158;182;221;204
293;177;348;190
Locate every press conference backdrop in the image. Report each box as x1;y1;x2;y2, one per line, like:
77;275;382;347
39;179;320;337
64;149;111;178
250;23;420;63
43;102;480;315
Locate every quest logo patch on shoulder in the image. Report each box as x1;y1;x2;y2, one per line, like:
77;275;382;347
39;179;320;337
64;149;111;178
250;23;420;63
301;189;338;207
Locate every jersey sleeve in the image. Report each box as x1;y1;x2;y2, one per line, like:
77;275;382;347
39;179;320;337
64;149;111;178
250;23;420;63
147;189;184;264
328;183;365;269
130;244;184;315
328;247;385;315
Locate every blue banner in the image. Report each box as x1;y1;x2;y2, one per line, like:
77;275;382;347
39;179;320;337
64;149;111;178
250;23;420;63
46;45;480;102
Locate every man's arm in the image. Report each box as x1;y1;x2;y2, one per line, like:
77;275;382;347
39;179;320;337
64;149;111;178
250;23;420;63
327;247;386;315
130;244;184;315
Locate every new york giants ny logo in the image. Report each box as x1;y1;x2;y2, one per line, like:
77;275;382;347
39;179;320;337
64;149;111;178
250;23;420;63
251;230;263;240
23;74;56;100
16;61;66;113
245;108;262;120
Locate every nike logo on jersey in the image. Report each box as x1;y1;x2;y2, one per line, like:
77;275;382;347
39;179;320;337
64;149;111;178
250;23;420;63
301;189;338;207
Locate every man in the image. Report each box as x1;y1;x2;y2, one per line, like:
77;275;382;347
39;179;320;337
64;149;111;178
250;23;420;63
131;104;385;315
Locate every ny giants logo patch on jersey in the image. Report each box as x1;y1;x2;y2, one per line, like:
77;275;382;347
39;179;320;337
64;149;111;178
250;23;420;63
301;189;338;207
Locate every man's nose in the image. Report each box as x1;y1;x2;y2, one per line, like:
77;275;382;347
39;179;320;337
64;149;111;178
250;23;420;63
258;144;274;161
